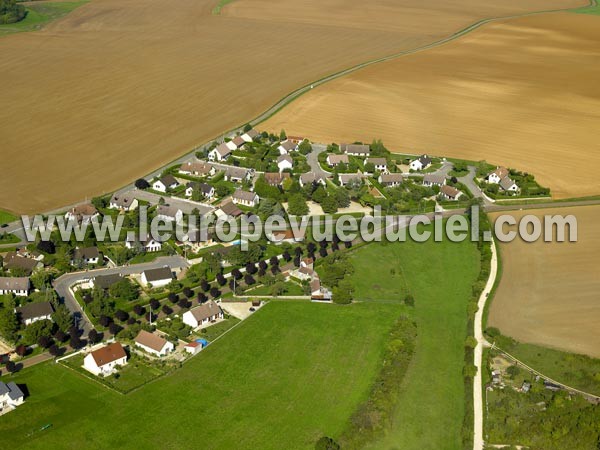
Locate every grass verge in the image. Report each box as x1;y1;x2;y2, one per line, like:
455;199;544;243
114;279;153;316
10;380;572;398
0;1;88;37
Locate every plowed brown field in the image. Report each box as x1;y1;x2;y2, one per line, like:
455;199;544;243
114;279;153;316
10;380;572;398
0;0;585;213
263;12;600;200
489;206;600;358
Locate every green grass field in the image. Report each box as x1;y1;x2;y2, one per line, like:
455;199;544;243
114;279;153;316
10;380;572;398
0;209;17;225
349;237;480;450
0;1;88;37
573;3;600;15
0;301;403;449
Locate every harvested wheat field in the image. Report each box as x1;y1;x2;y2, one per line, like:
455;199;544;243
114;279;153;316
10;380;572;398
0;0;585;214
264;12;600;200
489;206;600;358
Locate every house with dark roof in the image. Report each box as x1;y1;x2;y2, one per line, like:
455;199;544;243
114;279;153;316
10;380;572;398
16;301;54;326
92;274;123;290
217;201;243;218
83;342;128;376
264;172;290;187
0;381;25;413
185;182;215;199
223;167;251;183
208;143;232;161
0;277;30;297
109;194;138;211
182;301;223;329
72;247;101;265
378;173;404;187
338;172;366;187
299;172;326;187
232;189;259;207
409;154;432;171
153;174;179;193
341;144;370;156
65;203;99;225
141;267;173;288
179;161;215;177
277;140;297;155
423;173;446;187
3;252;41;275
326;154;349;167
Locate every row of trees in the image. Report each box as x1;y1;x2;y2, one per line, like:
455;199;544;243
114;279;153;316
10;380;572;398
0;0;25;24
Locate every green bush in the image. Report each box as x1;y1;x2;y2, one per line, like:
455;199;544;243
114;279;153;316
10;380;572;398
0;0;25;24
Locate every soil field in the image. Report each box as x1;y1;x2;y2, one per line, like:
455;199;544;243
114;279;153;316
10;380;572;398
0;0;584;214
263;12;600;200
488;205;600;358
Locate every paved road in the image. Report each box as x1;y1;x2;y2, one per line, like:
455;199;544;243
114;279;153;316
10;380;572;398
305;144;332;179
53;255;189;337
120;189;214;216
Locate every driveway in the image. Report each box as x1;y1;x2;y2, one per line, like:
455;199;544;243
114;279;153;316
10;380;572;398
53;255;189;337
458;166;494;208
119;189;214;216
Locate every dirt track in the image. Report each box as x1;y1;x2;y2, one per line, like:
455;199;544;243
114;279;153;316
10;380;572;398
264;12;600;200
489;205;600;358
0;0;585;213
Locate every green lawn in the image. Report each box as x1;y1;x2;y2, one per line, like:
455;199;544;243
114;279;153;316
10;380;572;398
0;209;17;225
0;301;402;449
195;315;241;341
0;1;88;37
573;3;600;15
349;237;481;450
245;280;305;296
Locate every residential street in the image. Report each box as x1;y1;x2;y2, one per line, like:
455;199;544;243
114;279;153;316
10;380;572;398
53;255;189;337
306;144;332;179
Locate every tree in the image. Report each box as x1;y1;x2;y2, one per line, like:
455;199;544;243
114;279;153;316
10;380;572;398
197;292;207;304
5;361;17;374
244;274;255;285
288;194;309;216
298;139;312;155
54;329;67;343
315;436;340;450
404;294;415;307
70;335;83;349
133;304;145;316
319;247;328;258
162;305;173;315
37;240;56;254
243;123;252;133
0;308;19;342
321;195;338;214
335;188;350;208
282;251;291;262
108;322;122;336
332;279;353;305
98;315;111;327
15;344;26;357
150;299;160;310
271;282;285;297
279;129;287;141
30;270;52;290
48;344;60;356
23;319;53;345
231;268;242;280
465;336;478;349
134;178;150;189
168;293;179;304
88;329;101;344
216;273;226;286
52;304;73;333
258;260;268;271
209;287;220;298
109;278;139;302
0;0;26;25
178;298;190;309
38;335;52;349
115;310;129;322
245;262;257;274
183;287;193;298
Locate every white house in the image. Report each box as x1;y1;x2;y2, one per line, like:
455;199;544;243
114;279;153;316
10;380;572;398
225;140;238;151
16;301;53;326
224;167;251;183
65;203;99;225
277;155;293;172
440;185;463;201
241;129;259;142
156;205;184;224
153;175;179;193
299;172;326;187
83;342;128;376
0;277;30;297
232;189;259;207
179;161;215;177
499;177;519;193
208;143;232;161
378;173;403;187
277;140;297;155
365;157;387;172
231;135;246;149
126;235;162;252
134;330;174;357
326;154;349;167
183;301;224;329
338;172;365;186
72;246;101;265
141;266;173;288
109;194;138;211
423;173;446;187
341;144;370;156
0;382;25;414
409;155;432;171
487;167;509;184
185;182;215;199
184;341;203;355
